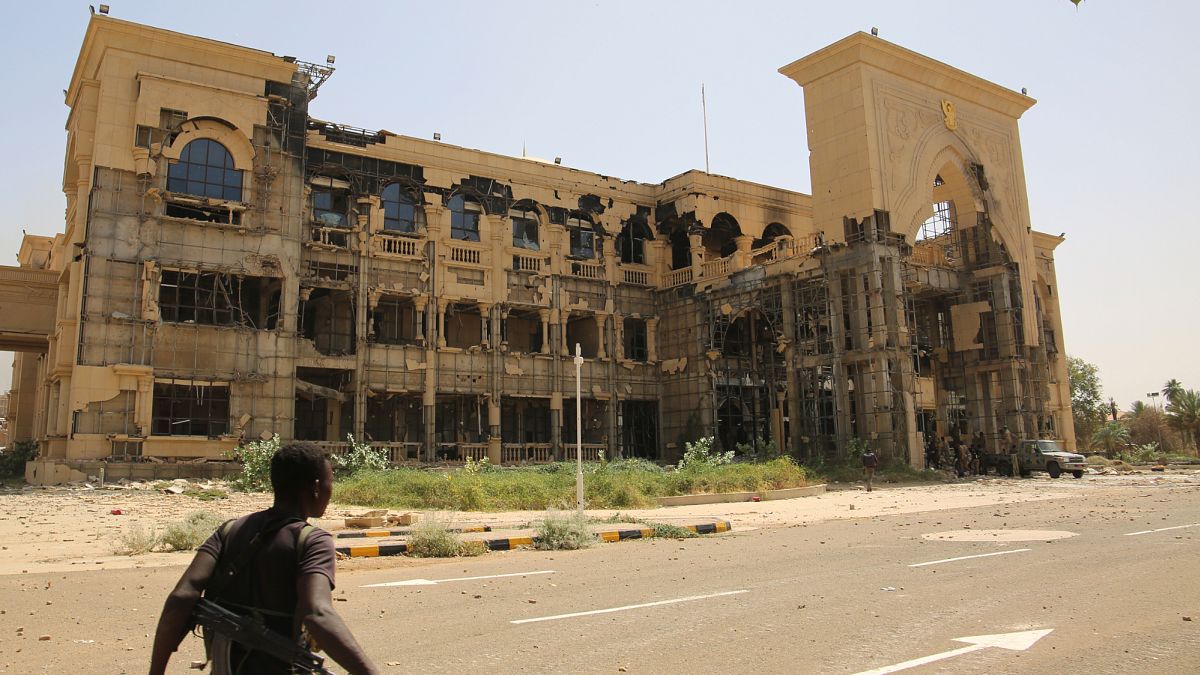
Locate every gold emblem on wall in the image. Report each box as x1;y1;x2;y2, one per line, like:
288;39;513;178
941;99;958;131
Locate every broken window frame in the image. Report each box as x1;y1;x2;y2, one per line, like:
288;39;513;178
158;269;278;330
312;186;352;228
449;194;482;242
510;209;540;251
151;381;230;437
567;216;595;259
381;183;417;234
617;220;652;265
372;295;423;346
917;200;956;242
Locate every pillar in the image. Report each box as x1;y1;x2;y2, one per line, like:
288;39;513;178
645;317;659;362
734;235;754;271
689;231;705;279
487;399;502;464
538;309;550;354
479;302;492;348
436;299;448;349
595;313;608;359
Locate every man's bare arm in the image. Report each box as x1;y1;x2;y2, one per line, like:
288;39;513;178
296;573;379;675
149;552;217;675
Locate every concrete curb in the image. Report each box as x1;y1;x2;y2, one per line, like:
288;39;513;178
335;520;733;558
335;525;492;539
657;484;826;506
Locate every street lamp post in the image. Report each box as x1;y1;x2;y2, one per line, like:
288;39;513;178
1147;392;1161;413
574;343;584;514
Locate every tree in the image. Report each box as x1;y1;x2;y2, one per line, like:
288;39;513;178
1128;401;1148;419
1091;421;1130;457
1126;407;1179;454
1162;379;1184;404
1166;389;1200;451
1068;356;1106;449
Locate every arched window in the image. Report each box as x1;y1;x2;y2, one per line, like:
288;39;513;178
510;208;539;250
381;184;417;233
167;139;242;201
754;222;791;249
617;219;653;264
449;194;481;242
703;213;741;258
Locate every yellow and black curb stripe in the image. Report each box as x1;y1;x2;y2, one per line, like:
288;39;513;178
335;525;491;539
335;521;732;558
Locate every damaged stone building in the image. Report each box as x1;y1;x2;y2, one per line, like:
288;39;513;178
6;15;1074;482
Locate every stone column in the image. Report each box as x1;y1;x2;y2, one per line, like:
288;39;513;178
560;310;570;355
595;313;608;359
437;299;448;349
538;309;550;354
689;231;705;280
614;315;626;361
487;399;502;464
734;235;755;271
478;302;492;348
645;317;659;362
413;296;428;346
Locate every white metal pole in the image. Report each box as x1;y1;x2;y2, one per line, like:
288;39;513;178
574;342;584;514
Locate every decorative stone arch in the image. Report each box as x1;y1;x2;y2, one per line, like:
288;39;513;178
897;140;988;245
713;305;785;356
162;117;255;172
703;212;741;258
754;222;792;248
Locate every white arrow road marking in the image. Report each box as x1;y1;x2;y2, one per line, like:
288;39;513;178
908;548;1032;567
363;570;555;588
1125;523;1200;536
510;589;749;624
853;629;1053;675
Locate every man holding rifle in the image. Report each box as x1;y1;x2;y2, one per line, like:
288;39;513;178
149;442;379;674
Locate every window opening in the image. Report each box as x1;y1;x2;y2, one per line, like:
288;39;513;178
381;183;416;233
167;139;242;202
158;270;278;329
372;296;422;346
312;187;350;228
617;220;652;264
450;194;482;241
511;210;540;250
623;317;647;361
568;215;595;259
151;382;230;437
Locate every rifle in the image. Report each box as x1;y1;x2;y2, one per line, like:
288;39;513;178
192;597;333;674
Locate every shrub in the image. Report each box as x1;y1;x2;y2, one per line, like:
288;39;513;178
534;510;595;550
161;510;225;552
229;434;280;492
679;436;734;469
406;516;465;558
0;440;38;478
113;524;160;556
332;434;388;475
735;438;781;462
846;437;871;460
645;522;699;539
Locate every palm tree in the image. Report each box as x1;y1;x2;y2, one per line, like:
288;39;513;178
1129;401;1147;419
1166;389;1200;450
1090;421;1131;457
1162;379;1184;404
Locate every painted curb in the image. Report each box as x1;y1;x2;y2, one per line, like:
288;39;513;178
335;525;491;539
657;484;826;506
335;521;733;558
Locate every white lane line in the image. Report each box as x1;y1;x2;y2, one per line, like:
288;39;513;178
363;570;555;588
908;548;1031;568
1124;523;1200;536
510;589;749;624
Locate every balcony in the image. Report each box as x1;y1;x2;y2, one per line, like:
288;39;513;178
512;252;549;274
569;260;604;280
447;241;486;266
620;265;652;287
374;233;423;259
309;225;353;250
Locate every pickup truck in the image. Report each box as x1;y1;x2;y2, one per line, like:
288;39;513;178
984;439;1087;479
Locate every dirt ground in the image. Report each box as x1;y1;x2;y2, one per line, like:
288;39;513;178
1;470;1196;576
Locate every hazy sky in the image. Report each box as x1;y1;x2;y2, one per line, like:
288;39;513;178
0;1;1195;411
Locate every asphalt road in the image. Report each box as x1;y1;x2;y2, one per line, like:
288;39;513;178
1;480;1196;673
